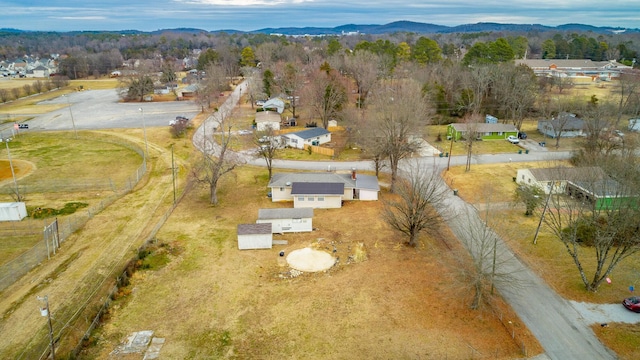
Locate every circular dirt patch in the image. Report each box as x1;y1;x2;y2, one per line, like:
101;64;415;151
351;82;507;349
286;247;336;272
0;159;35;184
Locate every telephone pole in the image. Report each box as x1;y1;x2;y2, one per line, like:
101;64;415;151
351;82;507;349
37;295;55;360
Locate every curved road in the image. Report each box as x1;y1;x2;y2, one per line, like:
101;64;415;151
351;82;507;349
198;82;617;360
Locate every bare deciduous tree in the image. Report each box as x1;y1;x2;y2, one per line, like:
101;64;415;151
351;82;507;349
369;79;430;191
304;67;347;129
382;161;449;247
343;50;381;109
193;111;243;205
254;125;282;179
543;162;640;292
454;204;522;309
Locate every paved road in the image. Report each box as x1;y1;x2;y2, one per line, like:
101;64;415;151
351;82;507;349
200;83;618;360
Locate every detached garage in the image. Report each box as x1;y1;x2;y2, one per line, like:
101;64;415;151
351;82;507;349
237;223;272;250
256;208;313;233
0;202;27;221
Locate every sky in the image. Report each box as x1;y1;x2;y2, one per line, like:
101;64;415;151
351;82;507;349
2;1;639;32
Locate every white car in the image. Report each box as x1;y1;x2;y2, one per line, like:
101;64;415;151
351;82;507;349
507;135;520;144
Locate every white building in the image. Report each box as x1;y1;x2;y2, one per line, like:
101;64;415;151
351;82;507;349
257;208;313;233
282;128;331;149
237;223;273;250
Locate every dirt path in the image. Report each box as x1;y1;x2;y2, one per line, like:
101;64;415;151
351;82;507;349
0;133;180;358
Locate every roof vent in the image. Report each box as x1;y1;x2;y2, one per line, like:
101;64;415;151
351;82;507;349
285;182;291;186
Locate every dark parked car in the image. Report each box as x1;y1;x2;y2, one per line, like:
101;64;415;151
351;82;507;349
623;296;640;312
518;131;527;139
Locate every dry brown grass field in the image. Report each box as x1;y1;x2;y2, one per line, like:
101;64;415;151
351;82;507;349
0;75;634;359
81;165;540;359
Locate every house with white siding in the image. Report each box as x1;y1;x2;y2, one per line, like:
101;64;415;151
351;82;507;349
282;128;331;149
268;170;379;208
257;208;313;233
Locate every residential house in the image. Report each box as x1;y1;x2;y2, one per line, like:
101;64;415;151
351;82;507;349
516;166;635;210
282;128;331;149
268;170;380;208
256;208;313;233
537;112;585;138
516;167;606;194
262;98;285;114
25;65;50;78
447;123;518;141
255;111;281;131
180;84;199;98
237;223;273;250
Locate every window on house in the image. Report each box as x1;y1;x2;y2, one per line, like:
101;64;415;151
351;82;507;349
298;196;304;201
280;187;284;191
528;179;531;183
308;196;314;201
292;218;302;223
317;196;324;201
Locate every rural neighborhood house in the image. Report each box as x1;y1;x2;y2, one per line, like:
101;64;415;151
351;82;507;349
447;123;518;141
268;170;380;208
282;128;331;149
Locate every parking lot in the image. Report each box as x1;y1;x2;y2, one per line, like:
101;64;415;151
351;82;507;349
25;89;200;131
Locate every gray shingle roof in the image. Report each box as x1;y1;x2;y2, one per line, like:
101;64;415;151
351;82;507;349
237;223;272;235
528;167;606;182
258;208;314;219
291;182;344;195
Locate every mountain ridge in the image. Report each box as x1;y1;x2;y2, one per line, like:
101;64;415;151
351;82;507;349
1;21;637;36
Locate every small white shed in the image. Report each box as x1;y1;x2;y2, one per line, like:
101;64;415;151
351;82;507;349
256;208;313;233
0;202;27;221
237;223;273;250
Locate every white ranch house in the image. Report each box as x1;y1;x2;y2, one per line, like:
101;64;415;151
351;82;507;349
256;208;313;233
282;128;331;149
268;170;379;209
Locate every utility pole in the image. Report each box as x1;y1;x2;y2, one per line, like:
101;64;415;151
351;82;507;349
171;145;176;204
138;108;149;161
533;182;555;245
37;295;55;360
62;94;78;139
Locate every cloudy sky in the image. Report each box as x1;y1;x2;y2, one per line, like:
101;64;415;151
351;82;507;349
3;0;639;32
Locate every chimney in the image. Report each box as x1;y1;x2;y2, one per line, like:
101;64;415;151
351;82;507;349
351;168;357;180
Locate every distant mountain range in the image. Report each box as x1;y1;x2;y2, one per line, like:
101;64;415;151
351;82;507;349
251;21;637;35
2;21;637;36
